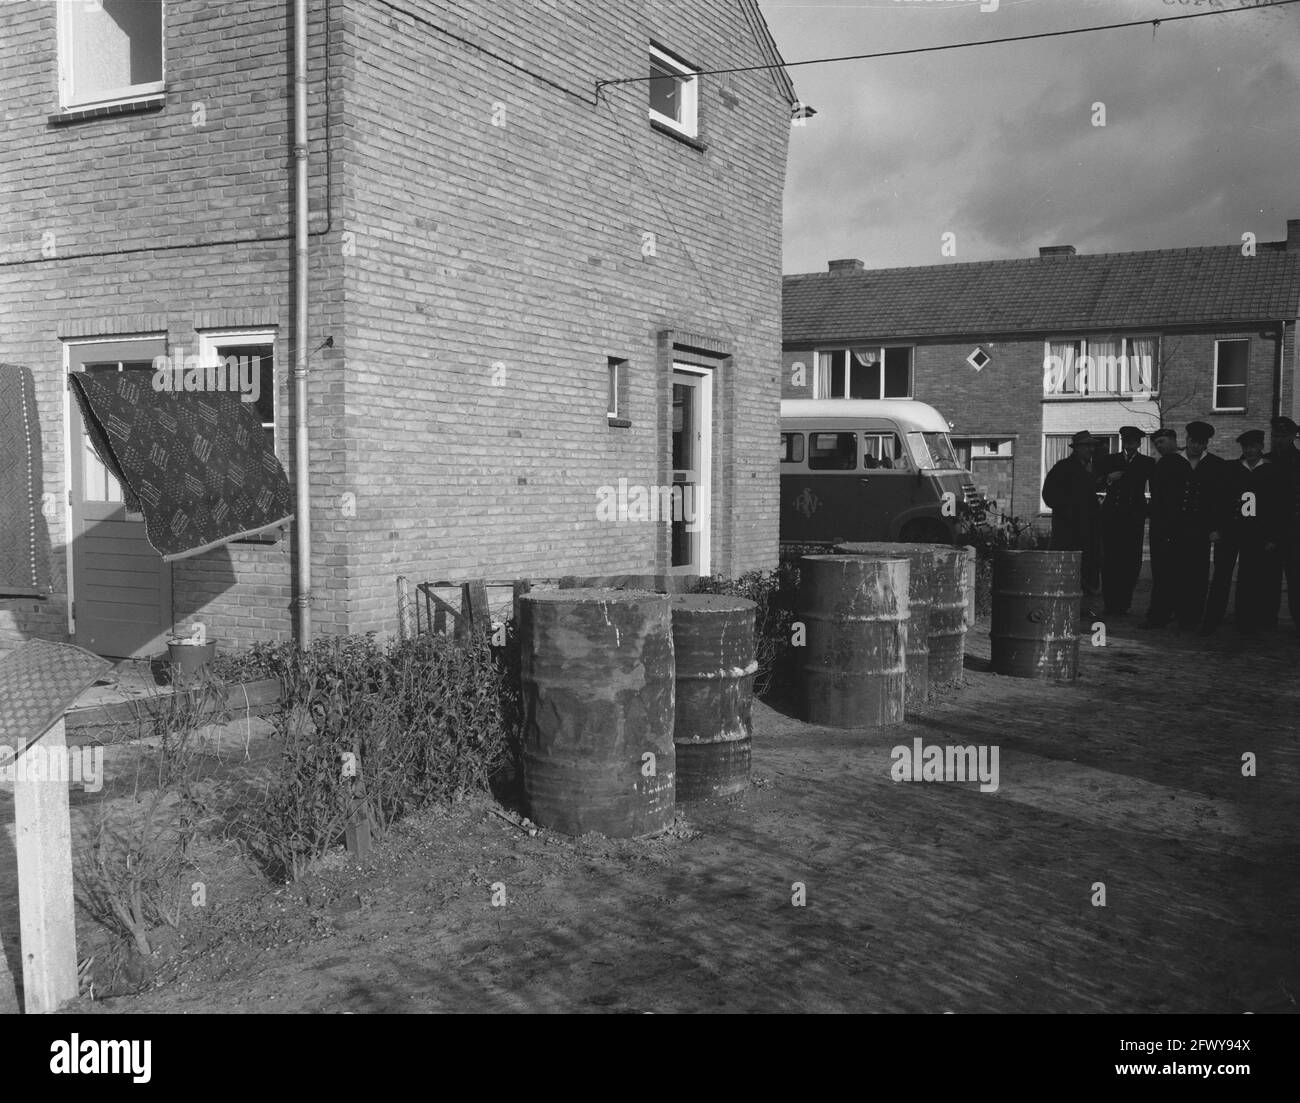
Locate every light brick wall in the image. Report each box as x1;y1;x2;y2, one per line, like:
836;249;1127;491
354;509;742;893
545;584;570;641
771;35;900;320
0;0;789;653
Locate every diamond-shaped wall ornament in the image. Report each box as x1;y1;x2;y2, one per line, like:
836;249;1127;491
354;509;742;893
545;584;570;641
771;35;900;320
967;347;991;372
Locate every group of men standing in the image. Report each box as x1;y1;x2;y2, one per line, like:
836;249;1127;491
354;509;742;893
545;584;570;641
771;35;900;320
1042;415;1300;637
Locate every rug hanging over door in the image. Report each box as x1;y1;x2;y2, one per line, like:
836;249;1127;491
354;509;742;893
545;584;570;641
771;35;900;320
67;371;294;562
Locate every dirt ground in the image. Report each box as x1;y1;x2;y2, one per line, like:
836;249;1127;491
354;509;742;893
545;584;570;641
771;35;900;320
4;579;1299;1014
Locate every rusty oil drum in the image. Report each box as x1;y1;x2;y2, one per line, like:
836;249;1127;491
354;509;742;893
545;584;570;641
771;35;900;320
990;549;1081;680
518;589;675;837
669;594;757;802
835;542;933;702
796;554;908;729
928;546;968;686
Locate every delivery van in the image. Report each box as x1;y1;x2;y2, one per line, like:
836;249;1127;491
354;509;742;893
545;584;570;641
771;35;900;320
780;398;983;551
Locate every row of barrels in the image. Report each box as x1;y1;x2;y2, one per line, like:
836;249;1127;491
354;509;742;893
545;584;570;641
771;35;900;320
515;550;1082;838
518;588;756;839
801;545;1082;728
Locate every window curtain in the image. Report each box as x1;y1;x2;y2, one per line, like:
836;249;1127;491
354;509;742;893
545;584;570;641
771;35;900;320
1088;338;1123;395
1046;341;1077;394
1044;434;1073;470
1127;337;1157;393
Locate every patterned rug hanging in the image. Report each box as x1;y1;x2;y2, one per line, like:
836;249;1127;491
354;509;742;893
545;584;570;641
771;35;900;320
67;370;294;562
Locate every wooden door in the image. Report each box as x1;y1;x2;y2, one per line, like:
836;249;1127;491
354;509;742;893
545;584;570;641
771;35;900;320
67;339;172;658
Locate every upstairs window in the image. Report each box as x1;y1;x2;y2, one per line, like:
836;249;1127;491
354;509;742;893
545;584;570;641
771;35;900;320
59;0;165;110
1043;336;1159;397
649;44;698;139
1213;340;1249;411
815;347;913;399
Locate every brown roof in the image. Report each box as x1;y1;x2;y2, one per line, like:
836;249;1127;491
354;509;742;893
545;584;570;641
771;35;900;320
783;242;1300;345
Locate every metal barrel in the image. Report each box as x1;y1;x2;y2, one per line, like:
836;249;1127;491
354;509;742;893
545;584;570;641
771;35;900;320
519;588;675;837
796;554;909;729
990;550;1081;680
669;594;757;802
928;546;968;686
834;542;933;702
962;545;977;628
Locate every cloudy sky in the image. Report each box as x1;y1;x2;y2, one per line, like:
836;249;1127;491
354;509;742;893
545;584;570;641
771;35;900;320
761;0;1299;274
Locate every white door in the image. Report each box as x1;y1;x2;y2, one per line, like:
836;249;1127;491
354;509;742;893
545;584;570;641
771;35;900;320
670;365;711;575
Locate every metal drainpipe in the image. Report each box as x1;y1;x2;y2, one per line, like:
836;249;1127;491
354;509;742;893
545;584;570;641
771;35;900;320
293;0;312;650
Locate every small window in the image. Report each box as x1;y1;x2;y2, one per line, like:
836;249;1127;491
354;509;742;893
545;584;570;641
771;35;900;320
780;433;804;463
59;0;165;110
808;432;857;471
607;357;629;422
649;44;698;139
1213;340;1249;411
198;331;277;454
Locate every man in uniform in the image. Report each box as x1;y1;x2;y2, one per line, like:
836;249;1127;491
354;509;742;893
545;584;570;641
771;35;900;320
1181;421;1228;633
1265;415;1300;637
1203;429;1284;633
1096;425;1154;615
1141;427;1190;629
1042;429;1102;618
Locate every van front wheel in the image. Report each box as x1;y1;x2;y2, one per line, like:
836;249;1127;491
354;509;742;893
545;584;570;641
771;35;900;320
899;519;952;544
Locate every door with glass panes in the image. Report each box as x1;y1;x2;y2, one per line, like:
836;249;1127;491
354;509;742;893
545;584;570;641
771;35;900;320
67;338;172;658
669;366;711;574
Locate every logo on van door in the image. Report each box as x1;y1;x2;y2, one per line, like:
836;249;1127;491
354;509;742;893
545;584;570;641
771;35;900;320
793;487;821;519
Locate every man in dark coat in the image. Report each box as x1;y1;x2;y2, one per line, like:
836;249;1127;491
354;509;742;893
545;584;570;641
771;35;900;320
1141;427;1191;629
1203;429;1285;633
1042;429;1102;615
1180;421;1229;632
1264;415;1300;637
1096;425;1154;614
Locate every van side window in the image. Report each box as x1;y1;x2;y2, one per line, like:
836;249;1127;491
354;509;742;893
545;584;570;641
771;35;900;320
808;432;857;470
863;432;908;471
780;433;805;463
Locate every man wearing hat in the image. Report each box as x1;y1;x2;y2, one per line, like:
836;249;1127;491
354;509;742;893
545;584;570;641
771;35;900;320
1202;429;1285;633
1141;427;1191;629
1180;421;1229;631
1265;416;1300;636
1042;429;1102;614
1096;425;1155;614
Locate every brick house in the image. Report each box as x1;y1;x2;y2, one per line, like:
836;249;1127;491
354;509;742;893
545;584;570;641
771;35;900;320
0;0;796;658
783;229;1300;525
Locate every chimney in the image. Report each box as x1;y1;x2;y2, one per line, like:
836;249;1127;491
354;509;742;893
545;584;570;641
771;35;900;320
1287;219;1300;251
828;258;864;275
1039;245;1077;258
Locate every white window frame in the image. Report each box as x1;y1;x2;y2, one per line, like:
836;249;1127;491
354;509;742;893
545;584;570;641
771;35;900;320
813;346;914;400
607;357;628;420
197;330;278;455
1041;335;1160;398
57;0;166;111
1212;338;1249;412
648;43;699;140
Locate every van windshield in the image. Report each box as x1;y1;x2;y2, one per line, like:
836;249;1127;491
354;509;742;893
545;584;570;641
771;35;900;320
913;432;961;470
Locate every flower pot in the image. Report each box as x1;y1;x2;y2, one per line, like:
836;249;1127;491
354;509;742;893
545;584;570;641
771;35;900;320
168;639;216;678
